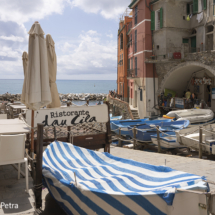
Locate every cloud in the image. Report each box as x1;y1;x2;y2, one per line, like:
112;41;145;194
70;0;131;19
56;30;117;79
106;33;113;38
0;0;66;24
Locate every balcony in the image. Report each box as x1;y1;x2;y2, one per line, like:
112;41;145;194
127;69;138;79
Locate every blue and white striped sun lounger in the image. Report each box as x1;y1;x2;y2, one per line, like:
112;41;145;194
42;141;208;215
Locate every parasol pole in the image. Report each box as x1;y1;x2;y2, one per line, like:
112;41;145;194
31;110;35;158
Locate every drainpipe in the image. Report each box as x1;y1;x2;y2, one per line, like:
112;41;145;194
117;33;119;93
145;0;156;111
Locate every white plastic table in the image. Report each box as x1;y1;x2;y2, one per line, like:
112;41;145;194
0;118;30;134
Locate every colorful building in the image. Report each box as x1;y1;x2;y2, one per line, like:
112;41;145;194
127;0;157;118
117;11;132;102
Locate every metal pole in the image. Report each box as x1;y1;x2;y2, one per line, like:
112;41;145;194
157;125;161;153
118;128;122;147
133;126;137;149
199;126;203;159
35;123;44;209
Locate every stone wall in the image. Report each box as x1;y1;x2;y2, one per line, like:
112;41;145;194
155;50;215;92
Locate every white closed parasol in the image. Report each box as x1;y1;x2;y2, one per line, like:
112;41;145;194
46;34;61;108
21;51;28;106
24;21;52;110
22;21;52;155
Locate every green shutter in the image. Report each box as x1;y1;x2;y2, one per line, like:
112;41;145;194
160;8;163;29
203;0;207;10
193;0;198;14
187;4;190;15
151;11;155;30
183;39;189;43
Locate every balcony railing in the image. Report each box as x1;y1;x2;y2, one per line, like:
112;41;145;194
127;69;137;78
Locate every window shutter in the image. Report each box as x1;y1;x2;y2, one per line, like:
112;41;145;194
140;89;142;101
160;8;163;29
193;0;198;14
135;57;137;76
203;0;207;10
187;4;190;15
151;11;155;30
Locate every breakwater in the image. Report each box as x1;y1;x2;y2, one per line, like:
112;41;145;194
0;93;108;101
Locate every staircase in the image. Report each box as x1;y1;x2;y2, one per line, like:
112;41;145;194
131;109;140;119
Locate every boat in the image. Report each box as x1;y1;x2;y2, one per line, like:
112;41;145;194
151;131;186;149
42;141;210;215
111;119;172;136
166;109;214;124
128;120;190;142
110;114;122;121
175;124;215;155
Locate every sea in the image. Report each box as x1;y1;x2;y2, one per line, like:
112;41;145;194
0;79;117;105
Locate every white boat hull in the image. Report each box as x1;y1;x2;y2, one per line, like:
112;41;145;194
176;124;215;155
151;137;185;149
167;109;214;123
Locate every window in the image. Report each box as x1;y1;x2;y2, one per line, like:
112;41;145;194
134;30;137;53
152;8;163;31
140;89;142;101
135;6;138;25
128;58;130;70
155;10;160;30
130;34;132;46
120;34;123;49
135;57;137;76
183;38;189;43
131;57;133;70
201;0;207;10
193;0;198;14
190;4;193;14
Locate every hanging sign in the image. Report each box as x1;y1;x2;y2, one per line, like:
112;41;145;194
194;78;203;85
193;77;212;85
203;77;212;85
26;105;109;127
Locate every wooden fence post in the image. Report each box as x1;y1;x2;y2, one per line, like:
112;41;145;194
118;128;122;147
133;126;137;149
157;125;161;153
67;102;71;142
199;126;203;159
35;123;44;209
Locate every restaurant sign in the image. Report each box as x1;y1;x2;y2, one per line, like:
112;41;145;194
26;105;109;127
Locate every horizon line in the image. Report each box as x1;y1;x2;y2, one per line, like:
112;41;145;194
0;79;117;81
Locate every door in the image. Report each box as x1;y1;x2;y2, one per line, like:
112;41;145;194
191;36;196;53
130;88;133;105
134;91;137;108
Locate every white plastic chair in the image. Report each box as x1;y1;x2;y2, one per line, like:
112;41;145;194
0;114;7;119
0;134;28;193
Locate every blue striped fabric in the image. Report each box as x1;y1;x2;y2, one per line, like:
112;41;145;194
42;141;207;215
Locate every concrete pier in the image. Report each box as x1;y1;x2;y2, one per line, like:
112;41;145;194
0;146;214;214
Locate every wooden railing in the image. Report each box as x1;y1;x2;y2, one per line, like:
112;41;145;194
108;95;134;120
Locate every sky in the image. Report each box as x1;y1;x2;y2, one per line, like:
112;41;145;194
0;0;131;80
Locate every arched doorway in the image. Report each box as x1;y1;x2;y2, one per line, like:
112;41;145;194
158;61;215;110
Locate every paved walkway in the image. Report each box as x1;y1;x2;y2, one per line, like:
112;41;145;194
0;146;214;214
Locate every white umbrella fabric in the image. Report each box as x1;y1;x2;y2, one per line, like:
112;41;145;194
46;34;61;108
23;21;52;111
21;21;52;155
21;52;28;106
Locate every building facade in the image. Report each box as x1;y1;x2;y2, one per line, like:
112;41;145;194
117;14;132;102
148;0;215;112
127;0;157;118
